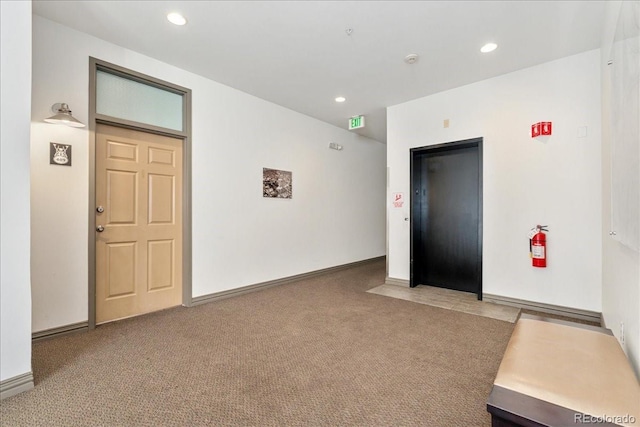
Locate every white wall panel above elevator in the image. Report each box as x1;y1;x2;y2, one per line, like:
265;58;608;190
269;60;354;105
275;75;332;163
387;50;602;312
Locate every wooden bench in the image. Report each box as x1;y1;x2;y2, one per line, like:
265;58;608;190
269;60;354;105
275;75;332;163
487;314;640;427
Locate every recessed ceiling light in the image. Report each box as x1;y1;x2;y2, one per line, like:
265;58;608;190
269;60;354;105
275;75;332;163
167;12;187;26
335;96;346;103
480;43;498;53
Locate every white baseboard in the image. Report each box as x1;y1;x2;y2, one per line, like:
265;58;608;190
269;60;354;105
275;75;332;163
483;293;601;324
0;371;34;400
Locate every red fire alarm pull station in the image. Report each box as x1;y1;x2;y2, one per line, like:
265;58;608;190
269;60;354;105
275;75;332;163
531;122;552;138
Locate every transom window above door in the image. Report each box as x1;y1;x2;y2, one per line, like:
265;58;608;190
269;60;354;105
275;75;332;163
96;69;184;132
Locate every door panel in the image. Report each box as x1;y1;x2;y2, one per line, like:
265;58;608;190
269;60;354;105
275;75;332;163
148;240;174;291
106;242;137;298
107;140;138;162
148;174;175;224
148;147;175;166
96;124;183;324
106;170;138;224
412;142;481;295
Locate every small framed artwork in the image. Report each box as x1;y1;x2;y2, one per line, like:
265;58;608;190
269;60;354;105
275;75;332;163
263;168;292;199
50;143;72;166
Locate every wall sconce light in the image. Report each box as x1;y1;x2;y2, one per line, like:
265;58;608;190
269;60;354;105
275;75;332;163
44;103;85;128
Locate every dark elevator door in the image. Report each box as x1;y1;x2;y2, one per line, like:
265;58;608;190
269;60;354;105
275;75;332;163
412;144;480;295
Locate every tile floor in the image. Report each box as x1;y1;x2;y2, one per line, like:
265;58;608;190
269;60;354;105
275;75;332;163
367;283;521;323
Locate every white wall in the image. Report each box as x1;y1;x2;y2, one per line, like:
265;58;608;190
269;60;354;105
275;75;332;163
601;0;640;377
387;50;602;312
1;1;33;381
31;16;386;332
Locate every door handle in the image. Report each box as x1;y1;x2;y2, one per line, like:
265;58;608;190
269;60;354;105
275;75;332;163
96;225;105;232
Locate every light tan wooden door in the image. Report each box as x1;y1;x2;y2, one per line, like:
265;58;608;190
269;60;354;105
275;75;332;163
95;124;182;324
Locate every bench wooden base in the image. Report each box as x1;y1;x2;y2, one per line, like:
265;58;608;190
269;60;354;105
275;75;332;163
488;385;619;427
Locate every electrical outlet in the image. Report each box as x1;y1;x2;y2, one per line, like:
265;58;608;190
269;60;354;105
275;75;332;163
620;322;625;346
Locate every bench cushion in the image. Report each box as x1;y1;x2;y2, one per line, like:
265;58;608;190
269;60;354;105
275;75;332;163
494;317;639;426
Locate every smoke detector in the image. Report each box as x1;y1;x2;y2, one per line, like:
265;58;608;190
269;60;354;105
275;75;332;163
404;54;419;64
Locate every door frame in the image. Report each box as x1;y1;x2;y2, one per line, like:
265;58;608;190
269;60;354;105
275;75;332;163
88;58;193;329
409;137;483;298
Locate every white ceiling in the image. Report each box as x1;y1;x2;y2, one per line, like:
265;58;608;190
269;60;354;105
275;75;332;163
33;1;608;143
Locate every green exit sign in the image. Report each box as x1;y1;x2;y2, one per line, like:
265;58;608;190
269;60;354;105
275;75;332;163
349;115;365;130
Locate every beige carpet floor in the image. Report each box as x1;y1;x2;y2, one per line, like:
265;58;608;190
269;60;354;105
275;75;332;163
0;260;514;426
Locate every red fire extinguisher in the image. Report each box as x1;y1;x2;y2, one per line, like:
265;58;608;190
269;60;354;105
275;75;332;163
529;225;548;268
